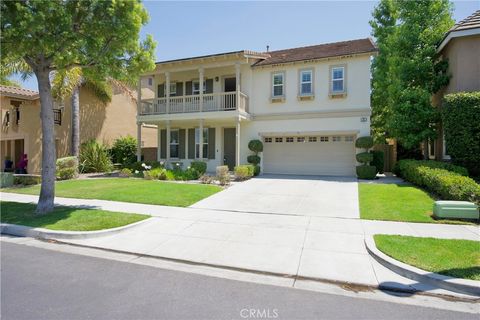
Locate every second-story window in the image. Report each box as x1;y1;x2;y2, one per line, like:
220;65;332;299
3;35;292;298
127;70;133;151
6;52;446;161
170;129;179;158
192;80;206;95
170;82;177;96
331;67;345;93
300;70;313;95
272;72;285;97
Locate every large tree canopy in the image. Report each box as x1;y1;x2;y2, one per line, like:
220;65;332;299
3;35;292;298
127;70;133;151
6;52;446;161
370;0;453;149
1;0;156;213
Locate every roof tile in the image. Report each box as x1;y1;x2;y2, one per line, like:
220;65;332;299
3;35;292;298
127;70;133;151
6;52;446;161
253;38;377;67
0;85;39;100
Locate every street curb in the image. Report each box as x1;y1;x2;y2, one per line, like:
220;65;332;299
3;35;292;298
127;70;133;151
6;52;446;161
365;235;480;297
0;217;155;240
39;238;477;302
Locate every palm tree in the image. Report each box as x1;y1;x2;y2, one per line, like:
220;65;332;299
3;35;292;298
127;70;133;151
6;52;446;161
52;68;113;157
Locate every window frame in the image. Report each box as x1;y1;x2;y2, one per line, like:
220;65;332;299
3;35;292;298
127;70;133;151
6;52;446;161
264;137;273;143
169;82;177;96
299;69;314;96
192;80;206;95
195;127;209;159
286;137;294;143
169;129;180;159
330;65;346;95
271;71;285;98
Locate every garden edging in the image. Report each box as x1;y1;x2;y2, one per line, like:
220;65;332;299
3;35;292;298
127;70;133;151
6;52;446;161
364;235;480;297
0;217;154;240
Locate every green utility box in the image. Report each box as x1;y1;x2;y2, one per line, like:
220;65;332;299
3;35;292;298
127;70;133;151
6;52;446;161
433;201;479;220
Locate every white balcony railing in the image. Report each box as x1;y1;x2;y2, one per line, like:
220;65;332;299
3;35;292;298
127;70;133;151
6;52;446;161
140;92;248;115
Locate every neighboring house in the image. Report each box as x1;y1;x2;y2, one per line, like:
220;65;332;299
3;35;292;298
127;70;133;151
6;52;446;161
0;83;157;174
428;10;480;160
137;38;377;176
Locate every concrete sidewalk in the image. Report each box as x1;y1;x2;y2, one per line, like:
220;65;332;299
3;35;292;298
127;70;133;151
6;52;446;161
1;192;479;297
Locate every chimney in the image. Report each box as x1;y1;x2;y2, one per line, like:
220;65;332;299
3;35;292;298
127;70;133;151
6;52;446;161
266;45;269;52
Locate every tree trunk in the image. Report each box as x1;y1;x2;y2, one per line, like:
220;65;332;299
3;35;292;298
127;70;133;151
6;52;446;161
71;85;80;157
35;68;56;214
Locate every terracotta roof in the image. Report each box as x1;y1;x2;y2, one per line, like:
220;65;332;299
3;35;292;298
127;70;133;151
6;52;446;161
0;85;39;100
252;38;377;67
450;10;480;32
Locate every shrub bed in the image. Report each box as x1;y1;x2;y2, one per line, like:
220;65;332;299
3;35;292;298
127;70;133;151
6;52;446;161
79;140;113;173
14;174;41;186
190;161;207;175
395;159;480;204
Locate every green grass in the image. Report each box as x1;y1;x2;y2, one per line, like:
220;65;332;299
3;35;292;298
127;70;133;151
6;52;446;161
359;183;475;224
374;235;480;281
2;178;222;207
0;201;149;231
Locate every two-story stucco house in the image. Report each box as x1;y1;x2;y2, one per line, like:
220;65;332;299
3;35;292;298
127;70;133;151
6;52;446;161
137;38;377;176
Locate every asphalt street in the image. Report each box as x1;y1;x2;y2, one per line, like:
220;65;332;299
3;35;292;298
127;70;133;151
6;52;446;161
1;241;477;320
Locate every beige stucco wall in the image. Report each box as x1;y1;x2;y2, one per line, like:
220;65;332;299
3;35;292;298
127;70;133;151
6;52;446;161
432;34;480;160
1;83;157;174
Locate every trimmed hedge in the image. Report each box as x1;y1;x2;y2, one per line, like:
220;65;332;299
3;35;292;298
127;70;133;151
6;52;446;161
442;92;480;177
111;136;137;166
355;136;374;149
0;172;14;188
248;140;263;153
356;152;373;164
356;165;377;179
395;160;479;204
371;150;384;174
247;155;261;165
190;161;207;175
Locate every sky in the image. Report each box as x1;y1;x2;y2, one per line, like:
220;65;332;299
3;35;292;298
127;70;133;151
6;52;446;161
12;0;480;91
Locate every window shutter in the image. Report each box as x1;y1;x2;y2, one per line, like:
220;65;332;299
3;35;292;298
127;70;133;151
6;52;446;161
179;129;186;159
205;79;214;94
176;82;183;96
188;128;195;159
208;128;215;159
158;84;165;98
185;81;193;95
160;130;167;159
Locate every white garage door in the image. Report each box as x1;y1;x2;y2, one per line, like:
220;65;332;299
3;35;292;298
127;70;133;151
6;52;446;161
263;135;356;176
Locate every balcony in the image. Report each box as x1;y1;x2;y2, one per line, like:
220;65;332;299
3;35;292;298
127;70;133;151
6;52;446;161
140;91;248;116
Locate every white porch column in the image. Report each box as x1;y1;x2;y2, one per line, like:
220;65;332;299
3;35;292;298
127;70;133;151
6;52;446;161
235;63;241;110
136;123;142;162
199;67;204;112
199;119;204;159
136;79;142;161
156;124;161;161
165;72;170;113
166;120;171;161
235;118;241;167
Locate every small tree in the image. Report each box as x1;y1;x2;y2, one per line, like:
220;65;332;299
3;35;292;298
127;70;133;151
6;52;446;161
247;139;263;176
355;136;377;179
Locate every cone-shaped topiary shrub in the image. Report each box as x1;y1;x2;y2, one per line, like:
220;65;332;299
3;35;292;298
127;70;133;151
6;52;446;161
247;139;263;176
355;136;376;180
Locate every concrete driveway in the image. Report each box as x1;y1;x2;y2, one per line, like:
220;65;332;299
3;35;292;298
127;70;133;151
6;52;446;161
190;174;360;218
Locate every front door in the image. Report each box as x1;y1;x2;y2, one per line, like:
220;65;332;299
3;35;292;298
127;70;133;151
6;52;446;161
223;128;236;170
223;77;236;110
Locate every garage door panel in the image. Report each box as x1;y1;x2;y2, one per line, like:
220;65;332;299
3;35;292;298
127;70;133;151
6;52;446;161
263;139;355;176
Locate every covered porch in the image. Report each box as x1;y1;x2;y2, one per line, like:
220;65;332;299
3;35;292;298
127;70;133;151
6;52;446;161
136;116;247;172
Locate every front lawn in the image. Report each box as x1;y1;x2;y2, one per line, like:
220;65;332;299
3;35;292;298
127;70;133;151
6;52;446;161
2;178;221;207
0;201;149;231
374;235;480;281
359;183;475;224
